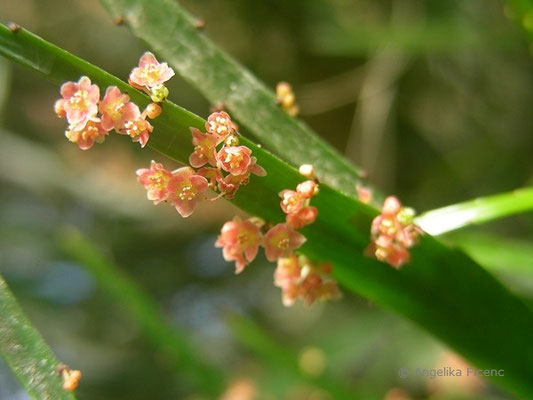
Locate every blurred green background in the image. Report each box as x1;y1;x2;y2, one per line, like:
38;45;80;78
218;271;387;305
1;0;532;399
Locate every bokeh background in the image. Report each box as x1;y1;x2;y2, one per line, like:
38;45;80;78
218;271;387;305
1;0;533;399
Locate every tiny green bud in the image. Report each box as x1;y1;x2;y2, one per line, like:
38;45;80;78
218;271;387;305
225;134;240;147
150;85;169;103
397;207;416;225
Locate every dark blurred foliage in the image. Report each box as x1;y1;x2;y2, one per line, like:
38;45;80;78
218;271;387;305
0;0;532;399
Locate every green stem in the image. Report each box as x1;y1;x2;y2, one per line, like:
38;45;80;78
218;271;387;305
0;274;77;400
416;187;533;235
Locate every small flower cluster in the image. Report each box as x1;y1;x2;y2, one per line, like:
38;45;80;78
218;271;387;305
191;111;266;199
276;81;299;117
274;254;341;306
136;111;266;217
368;196;423;268
54;52;173;150
216;164;340;306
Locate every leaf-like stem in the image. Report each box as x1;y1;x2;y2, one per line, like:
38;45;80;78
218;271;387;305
416;187;533;235
0;274;77;400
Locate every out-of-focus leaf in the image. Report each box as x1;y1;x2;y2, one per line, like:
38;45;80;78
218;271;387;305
2;26;533;398
58;227;226;396
227;314;371;400
416;187;533;235
0;274;77;400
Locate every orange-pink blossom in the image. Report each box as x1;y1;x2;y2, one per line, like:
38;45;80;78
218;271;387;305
166;167;208;217
136;161;173;204
58;76;100;130
215;216;262;274
128;52;175;91
263;223;306;262
65;119;108;150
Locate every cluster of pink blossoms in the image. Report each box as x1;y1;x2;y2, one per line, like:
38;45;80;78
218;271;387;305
274;254;341;306
368;196;423;268
54;52;174;150
216;164;340;306
136;111;266;217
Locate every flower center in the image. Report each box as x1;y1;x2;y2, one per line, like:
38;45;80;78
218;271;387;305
177;181;197;201
141;64;161;84
149;171;169;190
69;90;89;110
125;120;148;138
224;152;243;169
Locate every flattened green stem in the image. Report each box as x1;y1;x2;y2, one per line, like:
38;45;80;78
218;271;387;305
0;274;77;400
99;0;367;198
58;228;226;396
416;187;533;235
3;25;533;399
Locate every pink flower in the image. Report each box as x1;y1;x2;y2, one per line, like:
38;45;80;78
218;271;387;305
356;184;372;204
279;190;304;214
54;99;66;118
382;196;401;216
274;254;302;289
59;76;100;130
368;196;422;269
117;103;153;147
65;119;108;150
371;237;411;269
286;206;318;229
215;216;262;274
217;173;250;199
274;255;340;306
189;127;218;168
263;223;306;262
197;167;223;188
217;146;252;176
296;180;317;199
98;86;131;131
136;161;173;204
166;167;208;217
205;111;234;141
129;52;175;90
248;157;267;177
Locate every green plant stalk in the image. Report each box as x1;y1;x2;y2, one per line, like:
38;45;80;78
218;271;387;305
57;227;226;396
0;274;77;400
99;0;367;198
2;26;533;398
416;187;533;235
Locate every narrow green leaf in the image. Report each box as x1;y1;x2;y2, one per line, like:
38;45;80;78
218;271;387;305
416;187;533;235
99;0;366;198
57;227;226;396
0;274;77;400
2;26;533;398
